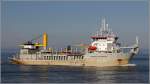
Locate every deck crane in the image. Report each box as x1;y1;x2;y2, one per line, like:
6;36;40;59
19;32;48;50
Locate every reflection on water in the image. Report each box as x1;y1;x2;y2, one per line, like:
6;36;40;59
2;64;148;83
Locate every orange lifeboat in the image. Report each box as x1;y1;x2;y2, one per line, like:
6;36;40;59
88;46;97;50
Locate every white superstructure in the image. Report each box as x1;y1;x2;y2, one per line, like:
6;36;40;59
89;18;120;53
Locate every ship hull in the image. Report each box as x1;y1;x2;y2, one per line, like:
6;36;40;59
10;53;131;67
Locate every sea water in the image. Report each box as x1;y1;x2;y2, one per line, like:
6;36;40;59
1;49;149;83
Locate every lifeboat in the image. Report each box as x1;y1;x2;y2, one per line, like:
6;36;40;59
88;46;97;50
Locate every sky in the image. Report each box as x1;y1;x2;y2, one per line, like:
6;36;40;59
1;1;149;50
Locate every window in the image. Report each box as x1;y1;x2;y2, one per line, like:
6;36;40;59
82;56;84;59
51;56;53;60
94;43;98;46
47;56;49;60
49;56;51;60
58;56;61;60
64;56;65;60
74;56;75;60
55;56;57;60
61;56;63;60
54;56;55;60
78;56;80;59
43;56;45;60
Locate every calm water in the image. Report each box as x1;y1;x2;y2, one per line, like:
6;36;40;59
1;49;149;83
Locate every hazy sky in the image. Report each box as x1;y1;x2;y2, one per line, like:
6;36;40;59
1;1;148;50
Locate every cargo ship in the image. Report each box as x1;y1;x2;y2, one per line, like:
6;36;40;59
10;18;139;67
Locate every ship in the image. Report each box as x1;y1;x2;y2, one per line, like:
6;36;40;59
10;18;139;67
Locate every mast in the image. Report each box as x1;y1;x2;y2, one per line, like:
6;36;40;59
101;17;106;32
91;17;116;39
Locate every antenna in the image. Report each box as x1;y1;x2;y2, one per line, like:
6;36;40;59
101;17;106;31
96;31;99;36
136;36;139;45
106;23;109;31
